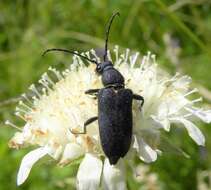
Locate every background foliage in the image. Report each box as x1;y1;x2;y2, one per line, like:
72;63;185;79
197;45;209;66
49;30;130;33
0;0;211;189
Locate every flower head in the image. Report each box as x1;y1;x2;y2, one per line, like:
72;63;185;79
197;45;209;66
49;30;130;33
8;46;211;189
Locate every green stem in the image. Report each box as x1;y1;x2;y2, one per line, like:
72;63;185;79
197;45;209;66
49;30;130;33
155;0;211;55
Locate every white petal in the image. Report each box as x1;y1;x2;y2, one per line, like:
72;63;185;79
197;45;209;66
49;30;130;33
172;75;192;91
134;136;157;163
47;144;63;160
159;118;170;131
196;110;211;123
59;143;84;165
172;118;205;146
151;115;170;131
157;102;169;118
186;107;211;123
17;147;49;186
166;94;189;115
77;153;102;190
102;158;127;190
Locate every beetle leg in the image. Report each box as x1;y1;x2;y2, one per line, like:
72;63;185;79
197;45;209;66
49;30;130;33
85;89;100;95
70;116;98;134
85;89;100;94
133;94;144;107
85;89;100;99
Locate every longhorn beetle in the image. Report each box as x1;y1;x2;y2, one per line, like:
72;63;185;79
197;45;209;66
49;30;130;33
43;12;144;165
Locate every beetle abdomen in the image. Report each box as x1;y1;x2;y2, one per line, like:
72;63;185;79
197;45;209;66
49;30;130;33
98;88;133;165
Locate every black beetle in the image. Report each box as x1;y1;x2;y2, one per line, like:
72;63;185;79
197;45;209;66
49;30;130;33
43;12;144;165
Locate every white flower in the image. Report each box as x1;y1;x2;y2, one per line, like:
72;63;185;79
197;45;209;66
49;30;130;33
7;46;211;189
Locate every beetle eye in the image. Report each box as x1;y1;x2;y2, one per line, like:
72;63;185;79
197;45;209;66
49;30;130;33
96;65;102;72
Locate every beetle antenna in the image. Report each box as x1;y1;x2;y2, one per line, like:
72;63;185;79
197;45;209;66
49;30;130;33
42;48;99;65
103;12;120;62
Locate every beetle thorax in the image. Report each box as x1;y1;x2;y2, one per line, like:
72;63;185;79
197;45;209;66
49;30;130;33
101;68;125;86
96;61;125;87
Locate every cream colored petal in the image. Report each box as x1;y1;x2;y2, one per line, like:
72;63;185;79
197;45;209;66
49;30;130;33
17;147;49;186
134;135;157;163
8;132;25;148
102;158;127;190
59;143;84;165
172;117;205;146
77;153;102;190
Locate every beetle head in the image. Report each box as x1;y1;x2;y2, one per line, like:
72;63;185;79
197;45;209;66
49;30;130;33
96;61;113;74
42;12;121;85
